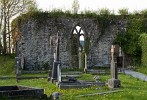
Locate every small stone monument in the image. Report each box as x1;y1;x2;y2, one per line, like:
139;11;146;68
108;45;121;89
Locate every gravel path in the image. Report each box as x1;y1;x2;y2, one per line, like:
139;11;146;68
124;70;147;81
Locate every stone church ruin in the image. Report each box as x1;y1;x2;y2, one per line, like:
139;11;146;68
14;12;129;70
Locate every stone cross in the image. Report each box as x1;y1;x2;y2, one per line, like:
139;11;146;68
50;31;61;83
111;45;115;79
108;45;121;88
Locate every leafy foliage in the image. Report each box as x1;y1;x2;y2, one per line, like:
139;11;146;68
0;54;15;75
98;8;112;15
139;33;147;66
72;0;80;14
114;18;144;64
118;8;129;15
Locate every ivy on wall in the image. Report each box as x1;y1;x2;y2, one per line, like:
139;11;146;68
139;33;147;66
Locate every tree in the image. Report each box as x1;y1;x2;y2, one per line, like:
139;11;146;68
98;8;111;15
72;0;80;14
118;8;129;15
0;0;36;54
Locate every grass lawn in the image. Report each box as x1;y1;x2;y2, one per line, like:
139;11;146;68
0;54;15;76
0;74;147;100
135;65;147;75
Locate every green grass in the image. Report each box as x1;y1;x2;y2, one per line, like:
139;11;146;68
135;65;147;75
61;68;84;72
78;73;95;81
0;74;147;100
20;73;48;77
0;54;15;76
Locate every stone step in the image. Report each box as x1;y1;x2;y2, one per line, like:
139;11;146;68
62;71;83;75
0;76;15;79
61;75;81;78
58;81;105;89
17;76;47;80
86;69;108;74
58;82;90;89
22;70;48;74
0;76;47;80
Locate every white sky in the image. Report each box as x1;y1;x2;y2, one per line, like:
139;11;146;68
36;0;147;14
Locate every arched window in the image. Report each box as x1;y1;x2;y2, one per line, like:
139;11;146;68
72;25;85;50
71;25;86;68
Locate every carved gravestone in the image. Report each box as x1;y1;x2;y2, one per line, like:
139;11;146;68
108;45;121;89
49;31;62;83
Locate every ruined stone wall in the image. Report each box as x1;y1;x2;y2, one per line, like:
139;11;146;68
17;17;127;70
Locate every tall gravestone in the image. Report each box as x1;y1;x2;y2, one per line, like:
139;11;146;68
49;31;61;83
108;45;121;89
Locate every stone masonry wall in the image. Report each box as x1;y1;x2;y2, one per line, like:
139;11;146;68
17;17;127;70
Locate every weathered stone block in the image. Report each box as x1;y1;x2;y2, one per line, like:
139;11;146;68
108;78;121;88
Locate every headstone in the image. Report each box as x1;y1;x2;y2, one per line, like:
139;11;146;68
49;31;62;83
108;45;121;89
117;47;123;68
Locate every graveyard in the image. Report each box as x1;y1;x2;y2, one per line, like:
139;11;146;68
1;0;147;100
0;50;147;100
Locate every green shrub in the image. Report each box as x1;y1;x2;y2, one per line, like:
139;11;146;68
139;33;147;66
118;8;129;15
98;8;111;15
114;18;143;65
0;54;15;75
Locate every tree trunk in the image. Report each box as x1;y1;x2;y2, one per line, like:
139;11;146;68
8;17;11;54
2;0;7;54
